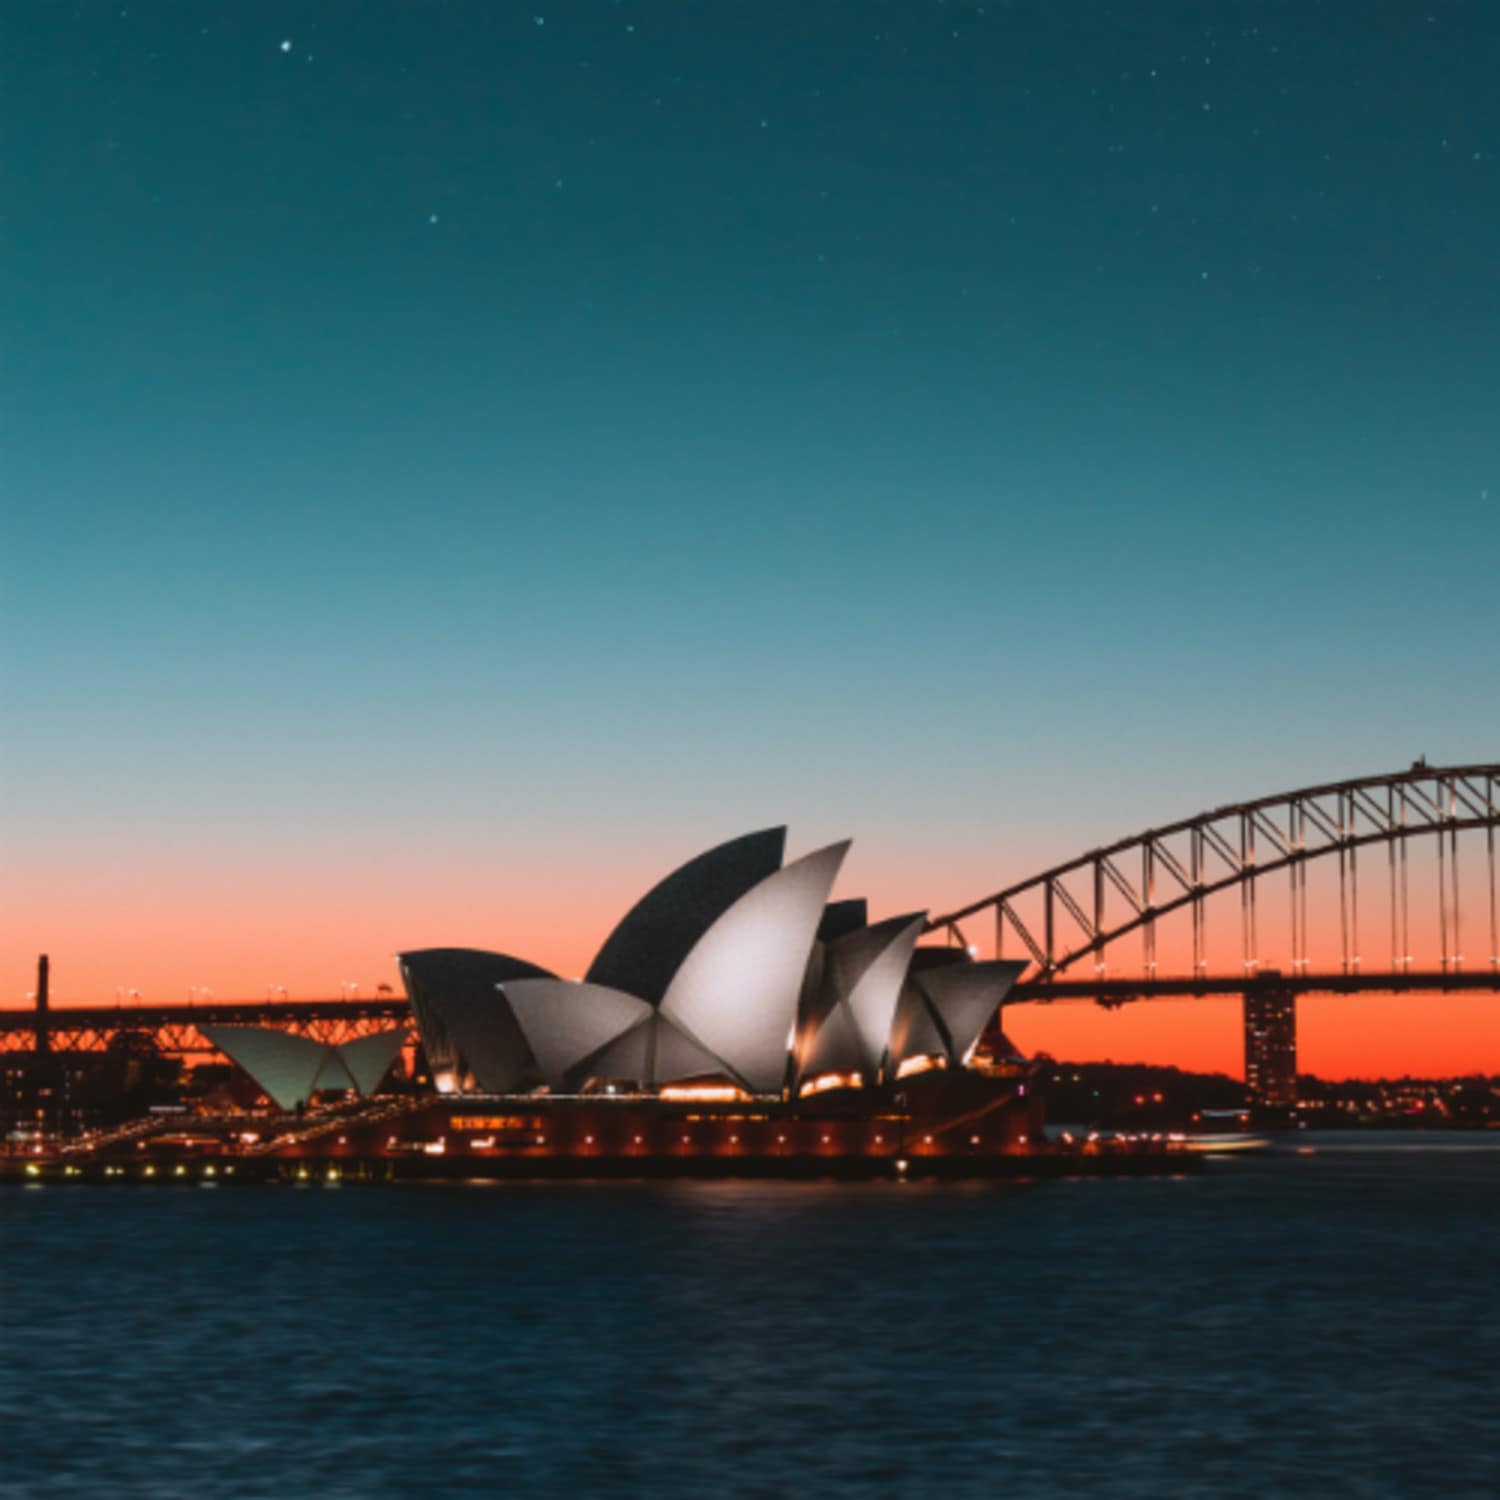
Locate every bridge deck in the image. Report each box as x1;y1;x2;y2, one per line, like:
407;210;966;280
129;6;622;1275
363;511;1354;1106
1010;969;1500;1004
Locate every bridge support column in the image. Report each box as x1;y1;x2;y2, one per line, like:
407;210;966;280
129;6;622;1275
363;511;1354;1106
1243;977;1297;1128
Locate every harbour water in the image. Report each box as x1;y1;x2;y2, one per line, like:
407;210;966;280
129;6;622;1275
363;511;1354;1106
2;1136;1497;1498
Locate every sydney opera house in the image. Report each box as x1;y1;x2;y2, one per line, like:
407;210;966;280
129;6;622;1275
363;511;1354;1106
201;829;1041;1176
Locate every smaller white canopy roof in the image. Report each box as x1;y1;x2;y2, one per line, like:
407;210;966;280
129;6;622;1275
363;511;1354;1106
203;1025;406;1112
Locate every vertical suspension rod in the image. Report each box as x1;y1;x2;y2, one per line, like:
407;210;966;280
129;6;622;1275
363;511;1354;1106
1344;792;1356;978
1298;802;1309;970
1490;774;1498;973
1143;842;1156;974
1350;822;1362;972
1438;814;1449;975
1451;820;1461;972
1288;802;1301;971
1387;786;1399;972
1093;857;1105;975
1400;789;1411;972
1191;826;1204;973
1245;814;1259;970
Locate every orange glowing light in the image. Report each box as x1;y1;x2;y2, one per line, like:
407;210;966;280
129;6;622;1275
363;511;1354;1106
798;1071;864;1097
895;1055;946;1080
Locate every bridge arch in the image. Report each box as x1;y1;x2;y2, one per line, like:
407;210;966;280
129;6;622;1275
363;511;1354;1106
927;763;1500;988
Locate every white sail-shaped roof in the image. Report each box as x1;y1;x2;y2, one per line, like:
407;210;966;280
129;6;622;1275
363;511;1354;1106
837;914;925;1076
800;995;864;1079
204;1025;408;1111
569;1012;731;1089
799;913;924;1085
399;948;555;1093
660;842;850;1094
201;1026;346;1112
585;828;786;1004
202;1026;324;1111
887;980;949;1065
312;1051;359;1095
648;1013;733;1085
338;1027;409;1096
501;980;652;1091
573;1016;654;1086
890;958;1028;1068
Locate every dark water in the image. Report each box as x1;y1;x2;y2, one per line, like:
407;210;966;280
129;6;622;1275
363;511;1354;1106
3;1139;1498;1499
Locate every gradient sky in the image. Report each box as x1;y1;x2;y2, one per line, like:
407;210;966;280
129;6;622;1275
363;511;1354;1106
3;2;1497;1077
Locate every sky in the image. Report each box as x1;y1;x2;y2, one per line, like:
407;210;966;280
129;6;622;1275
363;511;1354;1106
3;1;1497;1078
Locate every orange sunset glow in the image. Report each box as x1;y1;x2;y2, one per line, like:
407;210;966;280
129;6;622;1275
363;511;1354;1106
5;803;1496;1080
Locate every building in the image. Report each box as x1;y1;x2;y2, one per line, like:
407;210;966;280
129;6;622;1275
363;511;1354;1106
398;827;1028;1102
1244;985;1297;1119
170;829;1041;1173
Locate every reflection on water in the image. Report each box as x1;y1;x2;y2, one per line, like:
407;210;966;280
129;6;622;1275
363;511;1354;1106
2;1144;1498;1498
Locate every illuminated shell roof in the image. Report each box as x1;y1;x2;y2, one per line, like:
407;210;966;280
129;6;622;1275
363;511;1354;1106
800;913;925;1085
202;1025;406;1112
399;833;1024;1100
499;980;736;1092
399;948;555;1093
585;827;787;1005
887;956;1028;1068
659;842;849;1094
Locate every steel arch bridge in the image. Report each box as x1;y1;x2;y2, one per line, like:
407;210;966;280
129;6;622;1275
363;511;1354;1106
926;762;1500;1004
4;764;1496;1092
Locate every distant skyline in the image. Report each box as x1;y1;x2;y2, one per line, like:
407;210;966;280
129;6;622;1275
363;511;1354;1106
3;2;1496;1077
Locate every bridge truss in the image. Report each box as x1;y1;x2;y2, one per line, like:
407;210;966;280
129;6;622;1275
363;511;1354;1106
0;999;412;1055
927;763;1500;997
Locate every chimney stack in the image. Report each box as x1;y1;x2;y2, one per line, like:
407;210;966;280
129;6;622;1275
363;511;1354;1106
36;953;50;1055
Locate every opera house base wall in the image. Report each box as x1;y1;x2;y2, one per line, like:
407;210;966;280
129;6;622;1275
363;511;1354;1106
10;1067;1214;1182
367;1068;1048;1178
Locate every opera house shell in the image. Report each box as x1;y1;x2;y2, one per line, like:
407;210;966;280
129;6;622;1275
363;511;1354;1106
399;828;1026;1101
199;1025;408;1113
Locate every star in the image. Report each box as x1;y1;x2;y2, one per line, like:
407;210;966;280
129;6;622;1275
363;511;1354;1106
280;40;292;54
